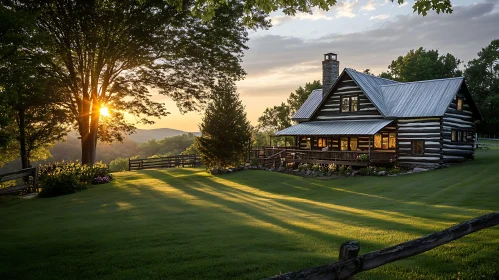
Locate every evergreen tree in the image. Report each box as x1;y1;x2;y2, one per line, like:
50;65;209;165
196;78;251;170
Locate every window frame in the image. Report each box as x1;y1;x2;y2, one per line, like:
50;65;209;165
374;133;396;150
340;137;359;151
317;137;328;148
340;95;359;113
412;140;424;155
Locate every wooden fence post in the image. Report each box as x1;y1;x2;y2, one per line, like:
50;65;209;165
128;158;131;171
338;241;360;280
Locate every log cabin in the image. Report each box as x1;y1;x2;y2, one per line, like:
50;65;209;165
257;53;482;168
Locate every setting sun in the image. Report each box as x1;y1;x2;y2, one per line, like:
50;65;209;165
100;106;110;117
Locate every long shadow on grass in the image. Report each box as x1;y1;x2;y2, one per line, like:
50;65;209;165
145;170;439;248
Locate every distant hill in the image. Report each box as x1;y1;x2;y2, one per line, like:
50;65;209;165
67;128;200;143
128;128;200;143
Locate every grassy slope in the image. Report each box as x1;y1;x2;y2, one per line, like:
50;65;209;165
1;150;498;280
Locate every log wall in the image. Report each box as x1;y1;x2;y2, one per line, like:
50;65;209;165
441;90;475;163
397;117;442;166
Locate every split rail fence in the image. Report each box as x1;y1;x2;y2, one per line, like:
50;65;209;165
128;154;201;171
266;211;499;280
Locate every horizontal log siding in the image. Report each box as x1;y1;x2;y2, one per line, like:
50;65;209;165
313;73;383;121
441;91;475;163
397;117;442;166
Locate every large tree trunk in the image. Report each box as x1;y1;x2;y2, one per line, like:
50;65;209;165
80;99;100;166
18;109;29;169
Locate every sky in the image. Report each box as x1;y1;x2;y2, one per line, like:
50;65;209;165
139;0;499;132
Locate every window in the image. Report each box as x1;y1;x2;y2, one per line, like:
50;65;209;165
350;137;358;150
340;137;358;151
340;96;359;113
457;98;463;111
389;133;397;149
374;133;396;149
452;130;471;142
317;137;327;148
412;140;424;155
340;137;349;151
374;133;382;149
303;137;311;149
351;97;358;112
341;97;350;112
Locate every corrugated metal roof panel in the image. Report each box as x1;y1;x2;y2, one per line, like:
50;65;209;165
275;120;393;136
382;77;463;117
345;68;398;116
292;89;323;120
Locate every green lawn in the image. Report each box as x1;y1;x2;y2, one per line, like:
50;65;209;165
1;151;499;280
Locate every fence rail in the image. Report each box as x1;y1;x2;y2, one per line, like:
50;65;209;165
128;154;201;171
266;211;499;280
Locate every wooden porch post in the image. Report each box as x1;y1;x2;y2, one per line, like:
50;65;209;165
368;136;372;164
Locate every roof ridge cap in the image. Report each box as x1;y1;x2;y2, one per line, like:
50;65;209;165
345;68;397;83
380;76;464;87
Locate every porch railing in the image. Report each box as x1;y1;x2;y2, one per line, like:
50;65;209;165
250;146;396;166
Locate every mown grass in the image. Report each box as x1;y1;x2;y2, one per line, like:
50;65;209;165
1;150;498;280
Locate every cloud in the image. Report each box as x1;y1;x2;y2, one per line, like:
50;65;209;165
399;2;409;8
270;1;360;26
270;8;334;26
360;0;377;11
241;1;499;97
370;14;389;20
335;0;359;18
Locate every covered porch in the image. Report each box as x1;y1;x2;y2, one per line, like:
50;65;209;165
250;120;397;167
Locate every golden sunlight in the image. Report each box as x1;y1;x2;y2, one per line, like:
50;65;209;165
100;106;110;117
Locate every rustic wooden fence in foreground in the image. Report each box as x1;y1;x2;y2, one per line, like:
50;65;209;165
129;154;201;171
266;212;499;280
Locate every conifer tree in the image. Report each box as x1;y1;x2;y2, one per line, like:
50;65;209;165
196;78;251;170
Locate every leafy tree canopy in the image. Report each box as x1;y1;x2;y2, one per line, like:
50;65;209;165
190;0;453;26
380;47;462;82
287;80;322;116
464;39;499;134
258;80;321;133
0;5;68;168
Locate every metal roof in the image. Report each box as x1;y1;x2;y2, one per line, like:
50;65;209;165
381;77;464;117
275;120;393;136
292;89;323;120
344;68;398;116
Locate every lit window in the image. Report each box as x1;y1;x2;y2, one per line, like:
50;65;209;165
457;131;463;142
374;133;382;149
382;133;389;149
412;140;424;155
389;133;397;149
457;98;463;111
340;137;349;151
317;137;327;148
451;131;457;142
350;137;358;151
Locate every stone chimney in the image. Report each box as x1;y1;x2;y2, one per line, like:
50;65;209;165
322;52;339;97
